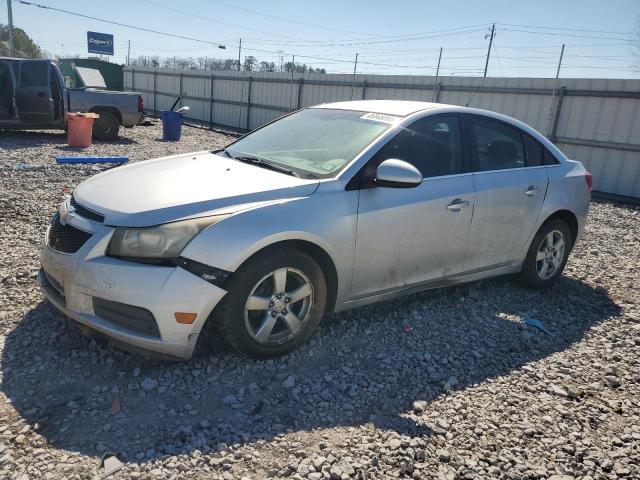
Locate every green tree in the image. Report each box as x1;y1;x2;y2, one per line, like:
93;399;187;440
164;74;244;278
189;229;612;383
244;56;257;71
0;24;44;58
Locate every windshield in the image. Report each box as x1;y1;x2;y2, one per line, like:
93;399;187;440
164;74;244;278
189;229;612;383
223;108;399;178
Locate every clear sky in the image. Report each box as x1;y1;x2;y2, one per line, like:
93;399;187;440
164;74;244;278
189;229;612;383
3;0;639;78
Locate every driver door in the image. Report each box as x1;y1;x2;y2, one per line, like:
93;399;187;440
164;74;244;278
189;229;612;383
0;60;17;121
351;115;475;300
15;61;55;123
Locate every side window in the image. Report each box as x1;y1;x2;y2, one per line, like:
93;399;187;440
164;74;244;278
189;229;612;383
544;148;560;165
522;134;543;167
470;117;525;172
20;62;48;87
372;116;462;178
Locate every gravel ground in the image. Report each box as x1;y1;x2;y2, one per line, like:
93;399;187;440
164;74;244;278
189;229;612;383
1;124;639;480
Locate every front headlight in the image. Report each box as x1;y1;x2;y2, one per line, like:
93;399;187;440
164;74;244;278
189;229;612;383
107;216;227;259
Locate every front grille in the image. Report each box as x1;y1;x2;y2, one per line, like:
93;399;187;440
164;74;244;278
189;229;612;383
48;212;92;253
93;297;161;338
70;195;105;223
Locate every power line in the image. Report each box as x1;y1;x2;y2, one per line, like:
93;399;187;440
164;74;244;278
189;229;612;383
241;27;491;47
501;28;633;42
495;22;633;37
205;0;369;36
137;0;315;42
16;0;228;48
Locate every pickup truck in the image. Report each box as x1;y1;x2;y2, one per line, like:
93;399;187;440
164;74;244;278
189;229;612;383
0;58;144;140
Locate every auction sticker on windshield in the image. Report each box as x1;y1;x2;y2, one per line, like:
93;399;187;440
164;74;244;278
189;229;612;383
360;112;401;124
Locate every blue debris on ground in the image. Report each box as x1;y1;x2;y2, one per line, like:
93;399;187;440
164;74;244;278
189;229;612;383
525;317;552;336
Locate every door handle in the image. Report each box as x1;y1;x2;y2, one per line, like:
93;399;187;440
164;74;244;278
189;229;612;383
525;185;538;196
447;199;470;211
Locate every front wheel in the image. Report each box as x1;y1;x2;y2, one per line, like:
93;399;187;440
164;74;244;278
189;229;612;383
518;219;573;288
215;248;327;358
92;111;120;141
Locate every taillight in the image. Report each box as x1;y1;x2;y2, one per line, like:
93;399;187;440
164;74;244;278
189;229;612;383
137;95;144;113
585;171;593;191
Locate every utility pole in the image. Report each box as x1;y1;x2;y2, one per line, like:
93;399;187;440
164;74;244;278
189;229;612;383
483;23;495;78
7;0;15;57
238;38;242;71
350;53;358;100
289;54;295;111
127;40;131;66
432;47;442;102
555;43;565;79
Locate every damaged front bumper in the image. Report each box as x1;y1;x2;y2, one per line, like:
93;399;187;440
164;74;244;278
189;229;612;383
38;211;227;360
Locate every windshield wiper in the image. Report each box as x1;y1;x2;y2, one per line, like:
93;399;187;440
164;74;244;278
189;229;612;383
222;150;300;178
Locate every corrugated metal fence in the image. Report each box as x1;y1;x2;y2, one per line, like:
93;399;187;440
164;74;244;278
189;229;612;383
124;67;640;199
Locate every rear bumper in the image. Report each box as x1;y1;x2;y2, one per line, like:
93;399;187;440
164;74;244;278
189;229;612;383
39;212;227;360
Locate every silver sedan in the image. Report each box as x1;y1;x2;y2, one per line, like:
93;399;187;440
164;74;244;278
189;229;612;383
39;100;591;359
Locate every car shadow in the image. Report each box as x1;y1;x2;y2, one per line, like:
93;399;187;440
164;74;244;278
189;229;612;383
0;275;620;465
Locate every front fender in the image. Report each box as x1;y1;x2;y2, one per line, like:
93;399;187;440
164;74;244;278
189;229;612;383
180;181;359;306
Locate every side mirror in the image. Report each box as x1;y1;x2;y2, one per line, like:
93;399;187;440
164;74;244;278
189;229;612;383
375;159;422;188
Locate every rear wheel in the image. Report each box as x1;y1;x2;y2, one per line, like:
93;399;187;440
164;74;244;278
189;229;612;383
215;248;327;358
518;219;573;288
92;111;120;141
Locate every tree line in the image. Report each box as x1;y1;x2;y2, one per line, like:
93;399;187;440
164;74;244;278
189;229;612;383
0;24;46;58
128;55;327;74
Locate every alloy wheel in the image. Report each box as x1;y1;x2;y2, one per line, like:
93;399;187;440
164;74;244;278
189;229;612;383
244;267;314;345
535;229;566;280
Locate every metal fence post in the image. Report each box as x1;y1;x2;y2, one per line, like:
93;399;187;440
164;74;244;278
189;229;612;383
179;73;183;108
131;68;135;92
209;74;215;130
246;76;253;131
296;78;303;110
153;70;157;116
361;80;367;100
550;85;567;142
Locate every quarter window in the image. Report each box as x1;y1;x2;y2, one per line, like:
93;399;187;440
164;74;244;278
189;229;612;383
523;134;544;167
372;116;462;178
544;148;560;165
470;117;525;172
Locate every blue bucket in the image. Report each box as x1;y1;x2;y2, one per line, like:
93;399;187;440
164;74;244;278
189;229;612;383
161;111;183;141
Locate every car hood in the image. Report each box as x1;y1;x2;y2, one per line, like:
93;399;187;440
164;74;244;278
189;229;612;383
73;151;320;227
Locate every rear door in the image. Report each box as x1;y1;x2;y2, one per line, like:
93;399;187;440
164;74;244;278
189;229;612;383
463;114;548;272
351;114;475;299
14;61;54;123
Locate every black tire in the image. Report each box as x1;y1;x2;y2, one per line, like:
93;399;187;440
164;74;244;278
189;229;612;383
214;248;327;358
518;219;573;289
92;111;120;141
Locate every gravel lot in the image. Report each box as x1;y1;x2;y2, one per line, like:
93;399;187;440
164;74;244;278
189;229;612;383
1;123;639;480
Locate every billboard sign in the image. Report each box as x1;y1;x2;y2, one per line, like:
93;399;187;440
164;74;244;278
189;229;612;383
87;31;114;55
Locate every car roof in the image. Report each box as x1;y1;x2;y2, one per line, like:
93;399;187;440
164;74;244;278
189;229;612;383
0;57;50;62
311;99;568;164
312;100;449;117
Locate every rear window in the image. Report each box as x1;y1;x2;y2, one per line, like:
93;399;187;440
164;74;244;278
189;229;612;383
20;62;48;87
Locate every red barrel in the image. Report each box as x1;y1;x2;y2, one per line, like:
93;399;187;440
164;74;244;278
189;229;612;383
67;113;96;148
